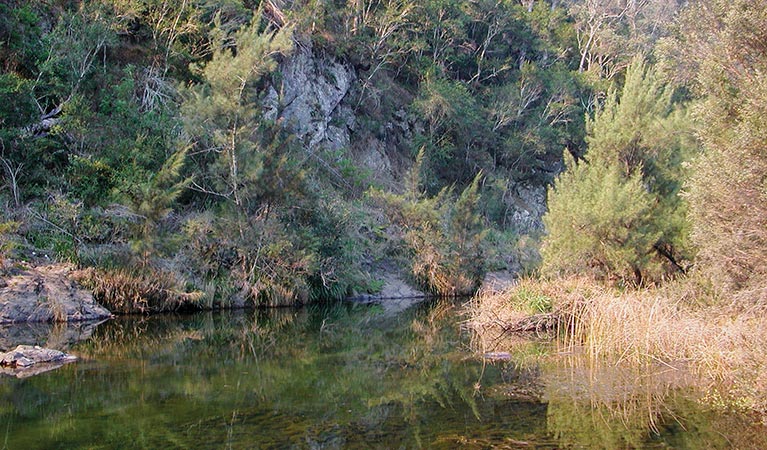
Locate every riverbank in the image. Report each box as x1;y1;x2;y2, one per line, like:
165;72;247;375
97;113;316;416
466;276;767;422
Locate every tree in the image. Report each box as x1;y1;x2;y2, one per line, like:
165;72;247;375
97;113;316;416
542;154;660;284
587;57;694;271
412;73;490;187
668;0;767;301
570;0;683;81
181;15;293;215
542;58;694;283
371;149;488;295
117;147;191;265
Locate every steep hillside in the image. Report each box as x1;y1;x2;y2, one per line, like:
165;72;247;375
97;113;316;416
0;0;683;309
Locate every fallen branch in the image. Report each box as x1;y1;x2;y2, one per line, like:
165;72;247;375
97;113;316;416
502;312;561;334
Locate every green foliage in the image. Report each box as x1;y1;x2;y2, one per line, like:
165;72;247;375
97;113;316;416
371;150;488;296
509;287;552;314
588;58;695;267
116;147;191;264
0;72;37;128
181;15;293;212
669;0;767;301
0;219;20;268
542;154;660;284
66;155;114;206
36;7;116;106
412;74;490;187
543;58;694;284
0;1;45;75
0;0;699;309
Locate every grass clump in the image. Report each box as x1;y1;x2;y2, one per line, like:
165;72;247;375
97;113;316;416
467;276;767;419
74;267;203;314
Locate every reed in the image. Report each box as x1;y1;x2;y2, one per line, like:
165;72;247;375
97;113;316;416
467;276;767;419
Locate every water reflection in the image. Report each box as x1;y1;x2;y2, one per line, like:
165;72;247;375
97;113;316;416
0;302;764;448
542;354;767;449
0;319;106;351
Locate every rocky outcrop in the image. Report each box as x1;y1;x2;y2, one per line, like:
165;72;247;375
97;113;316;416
479;271;516;295
0;344;77;378
264;44;414;190
264;44;357;152
348;264;429;314
349;267;427;303
0;344;76;367
506;183;547;235
0;264;112;324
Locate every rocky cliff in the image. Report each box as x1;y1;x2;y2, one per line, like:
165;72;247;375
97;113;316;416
265;43;548;234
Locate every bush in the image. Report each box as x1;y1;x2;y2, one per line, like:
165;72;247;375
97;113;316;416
370;151;489;296
542;155;660;284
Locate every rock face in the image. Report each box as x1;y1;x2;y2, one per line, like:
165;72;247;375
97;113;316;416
479;271;516;295
506;183;547;235
0;264;112;324
264;44;356;152
349;272;427;302
348;263;429;314
264;44;416;191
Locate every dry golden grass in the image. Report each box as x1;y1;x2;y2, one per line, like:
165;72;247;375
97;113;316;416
466;276;606;351
467;276;767;419
74;267;203;314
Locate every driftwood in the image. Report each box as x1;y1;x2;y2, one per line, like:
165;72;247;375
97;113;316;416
24;104;63;137
263;0;286;28
502;312;561;334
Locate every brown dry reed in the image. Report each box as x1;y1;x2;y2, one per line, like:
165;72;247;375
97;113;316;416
468;276;767;418
74;267;203;314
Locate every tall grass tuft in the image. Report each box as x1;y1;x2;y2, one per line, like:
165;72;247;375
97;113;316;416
74;267;203;314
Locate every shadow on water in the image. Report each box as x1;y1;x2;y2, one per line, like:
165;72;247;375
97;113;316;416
0;300;765;448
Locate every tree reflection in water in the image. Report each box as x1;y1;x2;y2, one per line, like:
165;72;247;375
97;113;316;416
0;302;765;448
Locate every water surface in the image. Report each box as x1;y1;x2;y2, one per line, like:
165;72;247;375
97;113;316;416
0;301;764;448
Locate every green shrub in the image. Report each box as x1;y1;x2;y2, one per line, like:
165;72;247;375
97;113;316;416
542;155;660;285
370;150;489;296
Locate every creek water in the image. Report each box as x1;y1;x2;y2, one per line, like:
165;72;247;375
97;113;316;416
0;300;764;449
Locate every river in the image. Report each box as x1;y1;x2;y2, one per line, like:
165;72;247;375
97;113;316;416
0;300;764;448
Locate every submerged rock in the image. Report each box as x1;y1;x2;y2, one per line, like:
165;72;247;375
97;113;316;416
0;344;77;378
0;264;112;324
0;344;76;368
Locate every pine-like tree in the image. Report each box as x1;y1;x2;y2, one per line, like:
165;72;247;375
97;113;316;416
542;58;694;284
670;0;767;302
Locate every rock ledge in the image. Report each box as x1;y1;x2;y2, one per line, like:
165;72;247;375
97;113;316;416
0;264;112;324
0;344;77;368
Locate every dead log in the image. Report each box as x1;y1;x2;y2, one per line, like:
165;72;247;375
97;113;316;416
504;312;561;334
